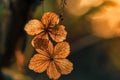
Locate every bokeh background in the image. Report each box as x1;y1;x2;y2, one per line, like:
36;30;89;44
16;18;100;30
0;0;120;80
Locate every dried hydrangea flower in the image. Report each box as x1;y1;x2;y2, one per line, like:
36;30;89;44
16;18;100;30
24;12;67;44
29;41;73;80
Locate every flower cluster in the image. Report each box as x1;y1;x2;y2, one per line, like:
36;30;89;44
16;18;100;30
24;12;73;80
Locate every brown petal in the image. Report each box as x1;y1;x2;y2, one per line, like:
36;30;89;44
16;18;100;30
47;61;61;79
55;59;73;74
49;25;67;42
29;54;50;73
41;12;59;28
24;19;44;36
54;42;70;59
31;33;48;49
35;40;54;57
31;34;53;56
32;38;49;50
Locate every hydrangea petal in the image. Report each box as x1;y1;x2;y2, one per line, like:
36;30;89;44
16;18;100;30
31;33;53;56
49;25;67;42
35;40;53;57
29;54;49;73
24;19;44;36
35;49;50;58
55;59;73;74
47;61;61;79
47;40;54;56
31;33;48;49
54;42;70;59
41;12;59;28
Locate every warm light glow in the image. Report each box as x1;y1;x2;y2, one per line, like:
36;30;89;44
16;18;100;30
57;0;104;16
87;2;120;38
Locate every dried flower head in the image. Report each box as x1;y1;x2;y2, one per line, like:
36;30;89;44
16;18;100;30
24;12;67;44
29;41;73;80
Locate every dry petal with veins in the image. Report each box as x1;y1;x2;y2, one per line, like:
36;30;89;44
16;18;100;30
29;41;73;80
49;25;67;42
24;19;44;35
24;12;67;44
41;12;60;27
32;38;49;51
